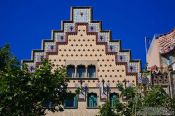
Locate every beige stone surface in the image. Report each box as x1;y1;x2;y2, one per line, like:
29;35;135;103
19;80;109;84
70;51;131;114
45;25;137;116
23;7;141;116
48;26;137;87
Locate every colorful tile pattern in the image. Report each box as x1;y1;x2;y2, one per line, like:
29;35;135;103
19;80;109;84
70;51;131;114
54;32;65;42
23;7;140;75
73;9;91;22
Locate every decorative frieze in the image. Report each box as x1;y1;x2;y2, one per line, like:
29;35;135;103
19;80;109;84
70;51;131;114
54;32;65;42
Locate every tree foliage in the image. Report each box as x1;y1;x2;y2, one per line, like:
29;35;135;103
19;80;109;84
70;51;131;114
0;44;68;116
99;83;175;116
98;101;117;116
143;86;169;107
1;44;175;116
0;44;19;72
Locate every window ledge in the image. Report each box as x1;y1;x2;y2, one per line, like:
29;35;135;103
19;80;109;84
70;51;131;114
66;78;99;80
64;107;78;109
86;107;99;109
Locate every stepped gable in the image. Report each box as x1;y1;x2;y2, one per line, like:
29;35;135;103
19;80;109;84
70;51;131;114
22;7;141;83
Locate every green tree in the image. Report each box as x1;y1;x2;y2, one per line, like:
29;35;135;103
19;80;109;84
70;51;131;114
0;44;68;116
143;86;170;107
116;83;143;116
170;97;175;113
112;98;125;116
0;44;19;72
98;101;117;116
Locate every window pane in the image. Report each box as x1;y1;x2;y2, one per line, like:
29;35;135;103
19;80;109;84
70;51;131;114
77;65;85;78
110;93;119;107
87;93;97;108
64;95;77;108
88;65;96;78
67;65;75;78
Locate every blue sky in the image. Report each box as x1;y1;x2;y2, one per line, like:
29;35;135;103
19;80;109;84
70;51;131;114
0;0;175;67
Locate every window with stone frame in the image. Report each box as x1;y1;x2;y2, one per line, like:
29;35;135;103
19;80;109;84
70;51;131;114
87;93;97;108
87;65;96;78
67;65;75;78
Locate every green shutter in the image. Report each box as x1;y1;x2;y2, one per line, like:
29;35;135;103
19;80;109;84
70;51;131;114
74;96;78;108
110;94;118;107
88;94;97;108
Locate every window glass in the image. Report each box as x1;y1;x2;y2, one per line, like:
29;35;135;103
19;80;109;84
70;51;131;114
110;93;119;107
87;93;97;108
64;94;77;108
77;65;86;78
67;65;75;78
87;65;96;78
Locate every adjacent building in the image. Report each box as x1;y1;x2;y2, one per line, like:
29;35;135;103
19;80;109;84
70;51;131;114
147;29;175;97
23;7;141;116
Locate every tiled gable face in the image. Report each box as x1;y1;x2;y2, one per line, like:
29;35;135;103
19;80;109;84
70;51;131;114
23;7;141;86
73;9;91;22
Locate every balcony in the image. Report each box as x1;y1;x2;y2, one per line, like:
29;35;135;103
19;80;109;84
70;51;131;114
66;60;98;80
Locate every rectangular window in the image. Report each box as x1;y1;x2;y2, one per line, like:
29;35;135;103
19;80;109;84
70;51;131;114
110;93;119;108
87;93;97;108
64;95;78;108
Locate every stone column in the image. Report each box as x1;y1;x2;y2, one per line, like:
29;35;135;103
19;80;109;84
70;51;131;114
85;66;88;78
74;66;77;78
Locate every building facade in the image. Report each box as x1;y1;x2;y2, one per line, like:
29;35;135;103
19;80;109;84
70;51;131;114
147;29;175;97
23;7;141;116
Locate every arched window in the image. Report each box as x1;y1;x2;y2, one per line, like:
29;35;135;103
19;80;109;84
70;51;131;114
110;93;119;107
87;65;96;78
87;93;97;108
67;65;75;78
77;65;86;78
64;94;78;108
